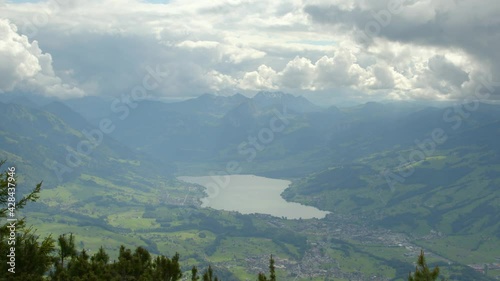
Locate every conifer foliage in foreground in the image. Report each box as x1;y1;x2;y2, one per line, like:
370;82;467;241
48;241;183;280
257;255;276;281
408;250;441;281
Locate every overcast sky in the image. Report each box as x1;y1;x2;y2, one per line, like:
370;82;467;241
1;0;499;104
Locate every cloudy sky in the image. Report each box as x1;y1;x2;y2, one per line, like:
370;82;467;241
1;0;499;104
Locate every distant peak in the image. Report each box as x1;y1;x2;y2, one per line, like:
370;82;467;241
364;101;383;107
232;93;247;99
198;93;217;99
254;91;287;99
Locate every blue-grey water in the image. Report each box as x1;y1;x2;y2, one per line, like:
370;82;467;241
178;174;329;219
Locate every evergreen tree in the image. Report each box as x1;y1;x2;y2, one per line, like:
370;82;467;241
4;227;55;281
150;252;182;280
0;161;55;280
92;246;110;264
51;233;78;280
408;250;441;281
132;246;152;278
66;249;92;278
90;246;113;280
191;266;200;281
269;255;276;281
257;255;276;281
58;233;77;267
202;265;219;281
115;245;135;279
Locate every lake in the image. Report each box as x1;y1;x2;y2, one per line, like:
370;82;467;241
178;174;330;219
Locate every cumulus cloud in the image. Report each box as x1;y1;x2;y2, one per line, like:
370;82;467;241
0;0;498;102
0;18;84;98
0;19;40;91
238;49;395;93
303;0;500;99
239;65;277;90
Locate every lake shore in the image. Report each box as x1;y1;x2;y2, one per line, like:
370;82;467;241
178;174;330;219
